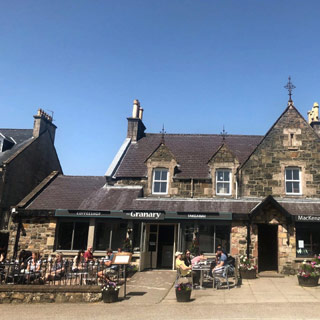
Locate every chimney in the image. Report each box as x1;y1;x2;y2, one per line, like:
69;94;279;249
127;99;146;142
33;109;57;142
308;102;320;136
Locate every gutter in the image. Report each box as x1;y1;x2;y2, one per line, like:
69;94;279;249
105;138;131;179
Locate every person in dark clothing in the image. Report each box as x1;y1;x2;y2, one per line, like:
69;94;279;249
184;249;192;267
19;250;32;269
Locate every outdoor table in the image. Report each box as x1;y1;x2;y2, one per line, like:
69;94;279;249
192;263;211;289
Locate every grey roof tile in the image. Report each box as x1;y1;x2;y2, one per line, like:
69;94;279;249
114;133;263;179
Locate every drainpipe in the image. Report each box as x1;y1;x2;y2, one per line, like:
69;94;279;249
235;179;238;200
13;214;21;260
191;178;194;198
246;217;251;259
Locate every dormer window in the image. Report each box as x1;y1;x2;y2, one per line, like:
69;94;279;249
216;169;231;195
285;167;301;195
152;168;168;194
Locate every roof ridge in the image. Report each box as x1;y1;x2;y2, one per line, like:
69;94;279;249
145;133;264;137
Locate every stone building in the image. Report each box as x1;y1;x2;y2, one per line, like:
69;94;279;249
0;109;62;255
9;98;320;273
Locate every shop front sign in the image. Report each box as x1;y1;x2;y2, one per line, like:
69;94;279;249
124;211;165;220
296;215;320;222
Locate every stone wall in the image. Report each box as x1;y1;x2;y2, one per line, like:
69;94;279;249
0;285;101;303
251;207;296;272
241;106;320;198
7;216;56;258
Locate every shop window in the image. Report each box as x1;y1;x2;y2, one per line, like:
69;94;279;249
152;168;168;194
112;223;127;250
296;224;320;257
95;222;112;251
181;223;230;254
215;225;230;252
216;169;231;195
285;168;301;194
56;221;89;250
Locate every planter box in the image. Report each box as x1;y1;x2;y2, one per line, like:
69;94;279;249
102;289;119;303
175;289;191;302
298;276;319;287
240;269;256;279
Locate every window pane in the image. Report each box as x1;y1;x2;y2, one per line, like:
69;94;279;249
215;225;230;252
161;170;167;180
160;182;167;193
224;171;230;181
217;171;224;181
198;224;214;253
293;182;300;193
73;222;89;250
57;222;73;250
95;222;111;251
292;170;299;180
217;182;230;194
296;224;320;257
154;170;161;180
111;223;127;250
154;182;160;193
286;169;292;180
286;182;292;193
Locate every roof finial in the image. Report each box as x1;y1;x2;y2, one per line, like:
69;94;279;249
220;125;228;141
284;76;296;103
160;124;166;144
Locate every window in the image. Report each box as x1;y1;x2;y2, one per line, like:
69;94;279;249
94;222;127;251
181;223;230;254
285;168;301;194
95;222;112;251
296;224;320;257
152;169;168;194
216;169;231;195
56;221;89;250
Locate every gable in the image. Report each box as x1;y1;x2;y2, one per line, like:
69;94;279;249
145;142;177;163
240;103;320;197
209;143;238;164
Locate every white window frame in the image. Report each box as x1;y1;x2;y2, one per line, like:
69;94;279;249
285;167;301;195
216;169;232;196
152;168;169;194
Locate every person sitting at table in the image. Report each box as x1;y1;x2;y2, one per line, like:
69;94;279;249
191;251;206;266
84;246;94;262
72;250;85;272
191;251;206;286
26;251;41;283
45;253;65;281
184;250;192;267
175;252;191;277
98;248;118;282
18;249;32;270
213;247;227;274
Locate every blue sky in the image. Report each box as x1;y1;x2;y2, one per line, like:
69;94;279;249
1;0;320;175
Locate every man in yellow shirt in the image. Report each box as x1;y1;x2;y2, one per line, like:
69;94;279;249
175;252;192;276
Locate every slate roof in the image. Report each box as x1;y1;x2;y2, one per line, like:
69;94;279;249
26;175;106;211
22;174;320;217
0;129;34;165
114;133;263;179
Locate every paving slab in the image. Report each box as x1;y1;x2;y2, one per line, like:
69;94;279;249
118;269;176;305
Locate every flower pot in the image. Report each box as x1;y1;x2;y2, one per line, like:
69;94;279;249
240;269;256;279
102;289;119;303
175;288;192;302
298;276;319;287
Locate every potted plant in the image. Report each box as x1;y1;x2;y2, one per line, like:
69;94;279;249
239;255;257;279
101;281;120;303
175;282;192;302
297;256;320;287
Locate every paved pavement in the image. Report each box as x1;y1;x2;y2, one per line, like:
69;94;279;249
3;272;320;319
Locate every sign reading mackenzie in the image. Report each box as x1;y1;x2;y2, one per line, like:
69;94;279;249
296;215;320;222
